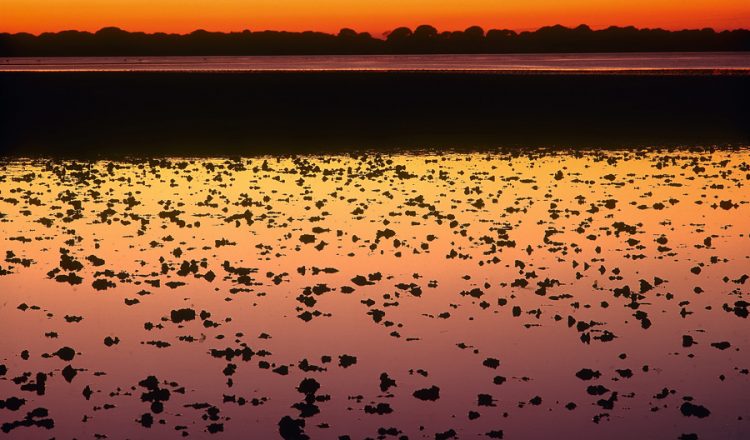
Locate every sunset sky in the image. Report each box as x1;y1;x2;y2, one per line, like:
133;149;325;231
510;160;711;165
2;0;750;35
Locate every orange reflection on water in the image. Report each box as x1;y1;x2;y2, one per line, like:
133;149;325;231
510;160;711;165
1;149;749;439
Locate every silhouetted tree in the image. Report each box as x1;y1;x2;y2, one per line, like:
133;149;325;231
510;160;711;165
0;24;748;56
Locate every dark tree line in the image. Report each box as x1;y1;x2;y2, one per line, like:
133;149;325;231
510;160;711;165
1;24;749;56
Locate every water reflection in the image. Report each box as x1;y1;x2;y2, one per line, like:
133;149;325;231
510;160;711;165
0;148;748;439
2;52;750;72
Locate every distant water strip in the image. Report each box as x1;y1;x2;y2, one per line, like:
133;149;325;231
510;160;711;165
2;52;750;73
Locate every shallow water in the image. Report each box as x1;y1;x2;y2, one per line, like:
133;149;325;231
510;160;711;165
2;52;750;72
1;148;749;439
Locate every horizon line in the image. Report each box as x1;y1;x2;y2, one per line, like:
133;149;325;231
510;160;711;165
4;23;750;39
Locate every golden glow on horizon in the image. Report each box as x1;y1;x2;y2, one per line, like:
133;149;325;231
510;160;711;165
2;0;749;35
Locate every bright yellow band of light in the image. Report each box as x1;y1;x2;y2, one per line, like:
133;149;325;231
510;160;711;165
2;0;749;35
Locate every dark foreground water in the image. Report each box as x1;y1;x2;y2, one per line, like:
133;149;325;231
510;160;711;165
2;52;750;72
1;148;749;439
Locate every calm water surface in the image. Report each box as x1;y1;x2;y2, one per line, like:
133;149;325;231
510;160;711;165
1;148;749;439
1;52;750;72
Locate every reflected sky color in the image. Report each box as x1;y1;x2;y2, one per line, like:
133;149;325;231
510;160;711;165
3;52;750;73
0;149;749;439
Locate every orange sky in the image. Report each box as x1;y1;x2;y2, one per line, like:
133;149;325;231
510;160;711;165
2;0;749;35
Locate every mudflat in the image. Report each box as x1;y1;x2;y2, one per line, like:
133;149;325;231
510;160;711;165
1;71;748;156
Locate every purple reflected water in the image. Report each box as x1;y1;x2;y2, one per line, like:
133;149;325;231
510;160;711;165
2;52;750;72
1;150;749;439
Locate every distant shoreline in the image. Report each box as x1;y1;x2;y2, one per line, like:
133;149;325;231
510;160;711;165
2;52;750;74
1;70;748;156
2;24;749;57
